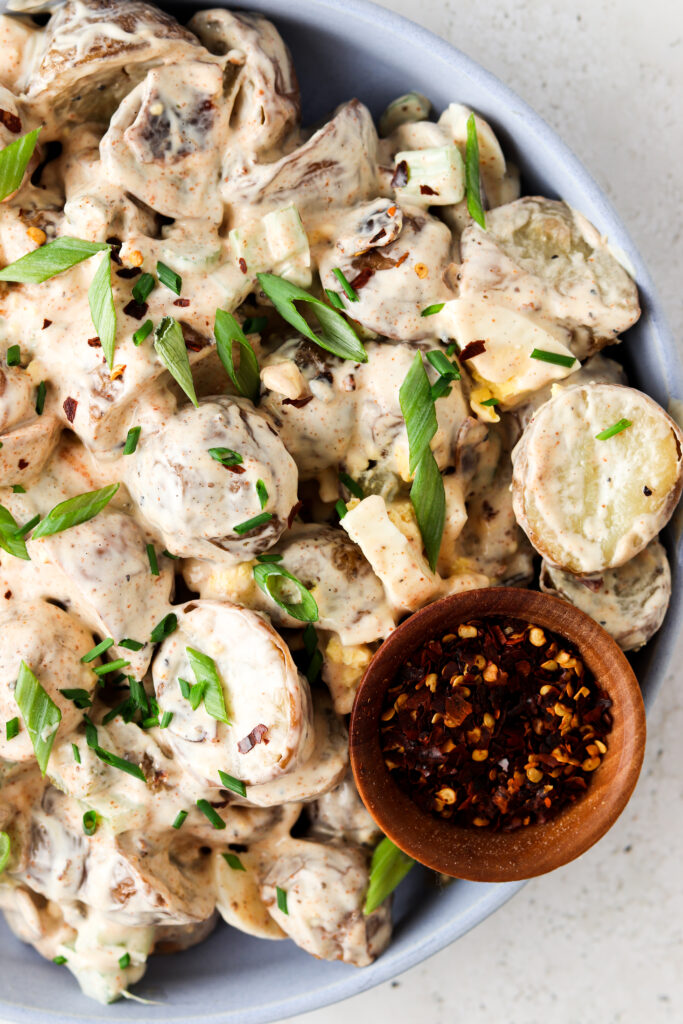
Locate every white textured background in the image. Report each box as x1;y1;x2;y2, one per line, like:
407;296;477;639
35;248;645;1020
288;1;683;1022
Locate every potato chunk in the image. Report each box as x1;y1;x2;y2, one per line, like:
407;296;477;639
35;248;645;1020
511;383;683;573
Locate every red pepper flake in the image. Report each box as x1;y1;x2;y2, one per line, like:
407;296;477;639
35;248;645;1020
42;318;52;330
173;298;190;307
287;500;303;529
420;184;438;196
180;321;208;352
123;299;148;321
349;268;375;292
459;340;487;361
237;723;269;754
379;616;612;831
369;228;386;244
391;160;409;189
223;463;246;474
395;251;409;268
17;458;28;470
4;590;11;600
106;236;123;266
63;396;77;423
238;257;248;274
0;109;21;134
116;267;141;279
87;337;101;348
282;395;314;409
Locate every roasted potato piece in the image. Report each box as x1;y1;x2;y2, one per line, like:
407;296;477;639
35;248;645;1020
458;198;640;358
540;539;671;652
126;396;299;562
514;352;628;433
511;383;683;573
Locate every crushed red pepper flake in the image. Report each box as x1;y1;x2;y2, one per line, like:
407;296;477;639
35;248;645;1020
0;109;21;134
42;318;52;329
282;395;314;409
349;267;375;292
380;616;612;831
391;160;409;189
238;257;248;274
63;396;77;423
459;340;487;361
87;337;101;347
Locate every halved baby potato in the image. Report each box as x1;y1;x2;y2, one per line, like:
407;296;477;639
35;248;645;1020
511;383;683;574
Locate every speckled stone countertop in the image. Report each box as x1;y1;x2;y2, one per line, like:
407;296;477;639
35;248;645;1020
287;1;683;1022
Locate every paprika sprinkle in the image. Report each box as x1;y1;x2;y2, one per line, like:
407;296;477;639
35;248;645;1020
379;616;613;831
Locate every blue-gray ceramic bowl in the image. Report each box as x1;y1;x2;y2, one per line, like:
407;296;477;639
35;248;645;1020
0;0;680;1021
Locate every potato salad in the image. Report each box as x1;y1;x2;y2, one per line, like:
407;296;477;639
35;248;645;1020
0;0;679;1004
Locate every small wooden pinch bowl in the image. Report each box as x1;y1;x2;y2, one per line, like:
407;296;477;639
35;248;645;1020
349;588;646;881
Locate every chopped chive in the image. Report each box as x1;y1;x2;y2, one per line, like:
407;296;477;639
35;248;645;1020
172;810;188;830
233;511;273;535
421;302;445;317
92;658;130;676
222;852;246;871
150;612;177;643
72;742;81;764
162;548;179;559
11;484;25;494
241;316;268;335
196;798;226;830
256;553;282;563
118;953;131;969
128;677;148;713
93;745;146;781
146;543;159;576
426;349;460;381
595;418;632;441
156;261;181;295
132;272;155;304
276;887;288;914
35;380;46;415
465;113;486;229
217;770;247;797
339;472;364;499
325;289;345;310
332;267;359;302
256;479;268;509
83;714;99;749
160;710;173;729
82;810;98;835
446;342;458;356
178;678;192;700
123;426;141;455
81;637;115;663
133;319;154;346
102;698;134;725
335;499;347;520
6;717;19;740
52;956;67;965
59;688;92;709
429;377;452;402
529;348;577;368
480;397;500;407
118;638;144;651
6;345;20;367
0;831;9;873
208;447;243;467
364;836;415;915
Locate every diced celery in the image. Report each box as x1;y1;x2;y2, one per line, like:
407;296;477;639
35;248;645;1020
393;145;465;205
379;91;432;136
229;203;311;288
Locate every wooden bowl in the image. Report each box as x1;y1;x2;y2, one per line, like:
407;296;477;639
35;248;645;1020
349;588;646;881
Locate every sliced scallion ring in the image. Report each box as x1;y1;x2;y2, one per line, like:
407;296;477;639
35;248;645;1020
187;647;230;725
595;418;632;441
218;770;247;797
332;267;359;302
252;562;319;622
363;836;415;915
31;484;119;540
222;852;246;871
0;127;41;202
15;661;61;775
196;799;226;830
529;348;577;368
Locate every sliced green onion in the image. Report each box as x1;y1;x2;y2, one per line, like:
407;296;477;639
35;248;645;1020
218;770;247;797
154;316;197;407
399;352;438;474
256;553;282;563
81;637;114;663
59;688;92;709
128;678;148;714
0;504;30;561
123;426;141;455
82;714;99;749
421;303;445;317
209;447;243;467
339;472;364;499
429;377;452;402
241;316;268;335
156;260;181;295
146;543;159;576
595;418;632;441
178;678;192;700
411;448;445;572
446;342;458;356
119;638;144;652
325;289;345;310
332;267;359;302
93;658;130;677
19;514;40;537
257;273;367;363
0;127;41;202
529;348;577;368
335;499;347;520
256;479;268;509
426;349;460;381
276;887;288;914
480;397;500;407
465;113;486;229
94;745;146;782
214;309;260;404
35;380;46;415
301;623;322;684
133;319;154;346
11;485;25;494
172;810;188;830
0;237;109;284
160;710;173;729
253;562;319;622
364;836;415;915
88;252;116;368
0;831;9;873
150;613;177;644
15;661;61;775
196;799;226;830
187;647;230;725
233;511;273;535
6;717;19;740
31;483;119;540
118;953;131;969
82;810;98;835
162;549;179;560
132;272;155;304
52;955;67;965
6;344;20;367
72;742;81;764
222;852;246;871
393;145;465;205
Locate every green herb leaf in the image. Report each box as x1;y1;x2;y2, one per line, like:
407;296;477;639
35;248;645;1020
172;810;188;829
257;273;367;363
6;717;19;740
480;397;500;407
529;348;577;368
15;661;61;775
335;498;347;520
11;485;25;493
83;714;99;749
0;237;109;283
0;831;9;873
465;114;486;230
146;543;159;577
150;612;178;644
222;852;246;871
0;128;41;202
421;302;445;317
123;426;141;455
132;272;155;304
0;504;30;561
253;562;319;622
133;319;154;346
410;448;445;572
154;316;197;407
217;770;247;797
399;352;438;474
364;836;415;915
209;447;243;467
88;252;117;368
332;267;359;302
6;344;20;367
276;886;288;914
233;511;273;535
595;418;632;441
82;810;98;835
118;953;131;969
59;688;92;710
19;514;40;537
339;472;364;500
196;798;226;830
31;483;119;540
35;380;46;415
187;647;230;725
156;260;181;295
52;955;67;965
255;479;268;509
81;637;114;664
214;309;260;404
